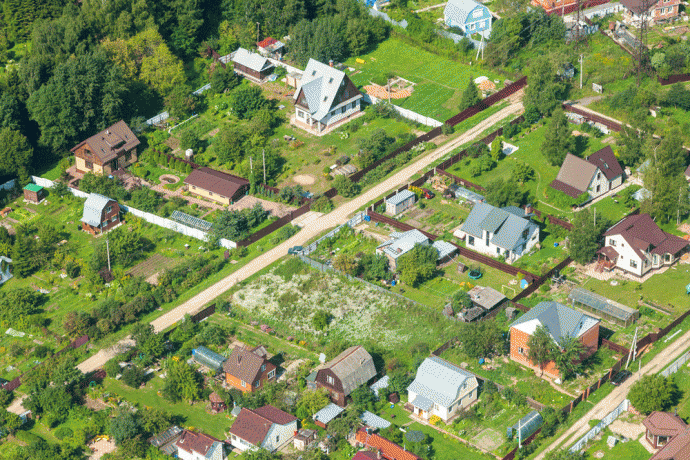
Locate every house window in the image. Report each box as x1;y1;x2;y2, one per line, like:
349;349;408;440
255;381;260;388
485;231;489;246
312;70;316;76
468;236;475;246
610;239;616;247
111;216;117;222
596;184;601;193
106;206;112;213
209;191;213;196
496;247;500;254
298;110;304;118
241;380;246;387
85;160;93;169
479;20;486;28
518;347;525;355
522;229;529;239
630;259;638;269
328;77;333;83
665;254;672;262
268;369;275;379
261;364;266;372
327;376;334;385
102;221;108;227
276;436;280;443
505;250;510;258
597;172;601;180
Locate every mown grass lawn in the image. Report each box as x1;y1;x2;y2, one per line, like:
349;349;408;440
344;38;502;121
582;426;649;460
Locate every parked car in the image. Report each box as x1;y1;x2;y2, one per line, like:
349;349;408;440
610;370;631;386
288;246;303;255
422;189;435;199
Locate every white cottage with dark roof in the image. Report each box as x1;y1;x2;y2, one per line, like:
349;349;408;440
407;356;478;421
459;203;539;263
293;59;363;135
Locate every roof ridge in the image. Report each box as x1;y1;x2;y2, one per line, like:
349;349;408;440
327;346;360;368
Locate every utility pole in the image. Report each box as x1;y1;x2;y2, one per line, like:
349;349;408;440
262;149;266;184
256;22;260;42
250;156;253;176
106;237;111;272
579;54;584;89
635;0;654;86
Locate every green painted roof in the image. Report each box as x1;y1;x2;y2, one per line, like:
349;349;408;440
24;184;43;192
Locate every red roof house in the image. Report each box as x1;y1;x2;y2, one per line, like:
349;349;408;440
175;430;225;460
597;213;689;277
229;405;298;452
644;411;690;459
355;428;421;460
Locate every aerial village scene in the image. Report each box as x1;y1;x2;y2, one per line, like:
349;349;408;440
2;0;690;460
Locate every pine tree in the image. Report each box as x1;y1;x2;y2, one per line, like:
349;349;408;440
185;164;192;174
11;236;32;278
541;109;574;166
459;77;481;111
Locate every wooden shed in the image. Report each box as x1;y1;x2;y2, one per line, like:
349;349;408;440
23;184;45;204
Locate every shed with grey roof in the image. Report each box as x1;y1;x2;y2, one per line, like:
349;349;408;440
386;190;416;216
231;48;274;82
313;403;345;428
315;346;377;407
468;285;507;313
407;356;479;422
360;411;392;429
81;193;120;236
376;230;431;270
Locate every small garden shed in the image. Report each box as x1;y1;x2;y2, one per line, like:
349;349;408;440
385;190;415;216
192;346;226;373
23;184;45;204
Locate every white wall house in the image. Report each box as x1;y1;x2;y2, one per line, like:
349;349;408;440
444;0;493;38
407;356;478;422
597;213;689;277
293;59;363;135
458;203;539;263
549;147;624;202
229;405;298;452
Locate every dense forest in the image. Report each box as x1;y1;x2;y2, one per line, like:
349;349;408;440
0;0;388;182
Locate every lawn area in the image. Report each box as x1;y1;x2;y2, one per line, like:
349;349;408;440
582;427;650;460
398;193;471;237
309;223;381;261
344;38;503;121
102;377;232;439
580;264;690;316
447;124;612;217
671;360;690;419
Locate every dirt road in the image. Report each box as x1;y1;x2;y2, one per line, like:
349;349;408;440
76;102;524;375
535;329;690;459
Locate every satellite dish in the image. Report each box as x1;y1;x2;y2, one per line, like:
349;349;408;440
319;353;326;364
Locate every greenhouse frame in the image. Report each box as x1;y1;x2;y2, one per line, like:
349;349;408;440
568;286;639;327
192;346;226;373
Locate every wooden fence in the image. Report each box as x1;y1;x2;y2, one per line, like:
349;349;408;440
190;304;216;323
236;201;312;247
436;169;486;192
601;339;630;355
562;104;623;132
658;73;690;86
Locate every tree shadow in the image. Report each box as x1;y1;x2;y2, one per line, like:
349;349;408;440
572;135;590;157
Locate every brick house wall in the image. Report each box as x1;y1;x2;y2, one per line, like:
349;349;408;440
225;363;277;393
509;323;600;378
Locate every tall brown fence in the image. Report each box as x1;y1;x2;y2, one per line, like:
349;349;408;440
445;77;527;126
658;73;690;86
191;304;216;323
562;104;623;132
236;202;312;247
436;169;486;192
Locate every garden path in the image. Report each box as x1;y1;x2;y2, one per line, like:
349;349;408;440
535;325;690;459
75;101;525;375
414;2;447;12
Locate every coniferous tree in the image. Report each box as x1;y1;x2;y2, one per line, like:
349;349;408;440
459;77;481;111
541;109;574;166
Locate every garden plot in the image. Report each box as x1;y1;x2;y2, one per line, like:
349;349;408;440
128;254;181;283
230;259;455;353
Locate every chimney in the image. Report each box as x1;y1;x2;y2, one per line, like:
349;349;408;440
329;60;334;67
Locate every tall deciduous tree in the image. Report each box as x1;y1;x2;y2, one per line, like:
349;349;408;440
527;325;555;376
458;319;502;358
628;374;678;414
230;85;270;120
524;56;566;116
552;335;585;380
396;243;437;287
567;208;607;265
541;109;575;166
0;127;32;183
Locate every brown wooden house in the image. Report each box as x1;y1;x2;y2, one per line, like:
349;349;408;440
80;193;120;236
231;48;274;82
222;345;276;393
71;120;140;175
184;167;249;205
314;346;376;407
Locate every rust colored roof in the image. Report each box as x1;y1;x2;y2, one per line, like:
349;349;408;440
253;405;298;425
175;430;221;456
621;0;658;14
223;346;268;384
587;146;623;182
644;412;688;438
355;429;421;460
353;452;380;460
652;429;690;460
549;179;585;199
184;167;249;199
70;120;140;163
597;246;619;260
605;214;689;259
229;408;274;446
320;346;376;396
257;37;278;48
555;153;598;195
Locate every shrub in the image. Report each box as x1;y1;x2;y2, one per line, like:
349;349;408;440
54;426;74;440
441;123;454;136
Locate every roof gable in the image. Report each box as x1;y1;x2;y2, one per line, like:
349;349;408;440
253;405;298;425
444;0;489;24
555;153;598;194
232;47;272;72
510;301;599;344
223;346;266;383
228;408;274;446
81;193;116;227
175;430;221;457
460;202;535;250
71;120;140;164
322;346;377;396
604;213;687;258
294;59;353;121
184;167;249;199
407;356;478;407
587;146;623;181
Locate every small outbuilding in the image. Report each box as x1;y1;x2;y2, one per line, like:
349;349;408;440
294;428;317;451
231;48;275;82
81;193;120;236
209;392;227;413
23;184;45;204
313;403;344;429
385;190;415;216
468;285;507;317
568;286;639;327
192;346;226;373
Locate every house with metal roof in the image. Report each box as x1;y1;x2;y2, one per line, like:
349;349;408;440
223;345;276;393
360;411;391;429
23;184;45;204
71;120;140;176
231;48;274;82
407;356;478;422
549;147;624;201
459;202;539;263
229;405;298;452
385;190;415;216
509;301;600;378
80;193;120;236
314;346;377;407
444;0;492;38
313;402;344;428
376;230;457;270
184;167;249;205
293;59;363;135
596;213;689;277
256;37;285;58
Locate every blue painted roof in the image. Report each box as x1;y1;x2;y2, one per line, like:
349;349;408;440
444;0;491;25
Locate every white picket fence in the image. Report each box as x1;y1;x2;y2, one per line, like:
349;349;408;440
363;94;443;128
569;399;629;453
31;176;236;249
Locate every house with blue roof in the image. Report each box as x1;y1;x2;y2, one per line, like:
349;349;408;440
293;59;363;135
407;356;478;422
509;301;600;378
444;0;493;38
458;202;539;263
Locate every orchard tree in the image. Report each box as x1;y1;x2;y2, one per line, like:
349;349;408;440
524;56;566;116
333;253;357;275
568;208;608;265
295;389;330;419
210;65;240;94
552;335;585;380
231;85;269;119
397;243;437;287
110;409;140;445
451;290;472;311
629;374;678;414
541;109;574;166
527;325;555;376
333;175;360;198
458;319;503;358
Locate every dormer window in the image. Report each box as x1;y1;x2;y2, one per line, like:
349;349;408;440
312;70;316;76
328;77;333;83
323;96;327;102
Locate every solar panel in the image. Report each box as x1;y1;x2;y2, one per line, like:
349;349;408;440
170;211;213;231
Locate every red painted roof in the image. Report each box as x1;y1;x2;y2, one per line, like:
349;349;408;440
228;406;297;447
175;430;221;456
587;146;623;182
355;429;421;460
257;37;278;49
